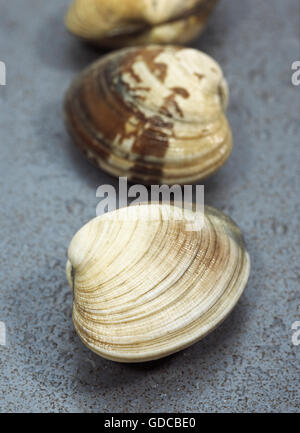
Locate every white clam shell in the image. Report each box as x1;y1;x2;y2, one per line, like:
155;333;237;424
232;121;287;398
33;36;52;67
66;204;250;362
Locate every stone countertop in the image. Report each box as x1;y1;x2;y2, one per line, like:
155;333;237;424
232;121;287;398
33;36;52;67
0;0;299;412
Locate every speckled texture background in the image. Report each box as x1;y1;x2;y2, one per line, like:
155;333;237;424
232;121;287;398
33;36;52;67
0;0;299;413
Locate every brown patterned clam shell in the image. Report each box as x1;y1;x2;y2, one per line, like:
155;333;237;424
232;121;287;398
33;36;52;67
64;45;232;185
66;203;250;362
65;0;219;48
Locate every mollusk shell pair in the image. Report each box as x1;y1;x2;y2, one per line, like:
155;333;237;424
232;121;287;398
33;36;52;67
66;203;250;362
65;0;219;47
64;45;232;185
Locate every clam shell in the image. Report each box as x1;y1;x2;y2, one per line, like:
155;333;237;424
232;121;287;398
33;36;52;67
64;45;232;185
65;0;219;47
66;204;250;362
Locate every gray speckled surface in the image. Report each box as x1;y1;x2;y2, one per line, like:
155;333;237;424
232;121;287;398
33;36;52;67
0;0;299;413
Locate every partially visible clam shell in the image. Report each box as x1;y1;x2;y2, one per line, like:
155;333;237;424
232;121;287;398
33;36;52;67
64;45;232;185
66;204;250;362
65;0;219;47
